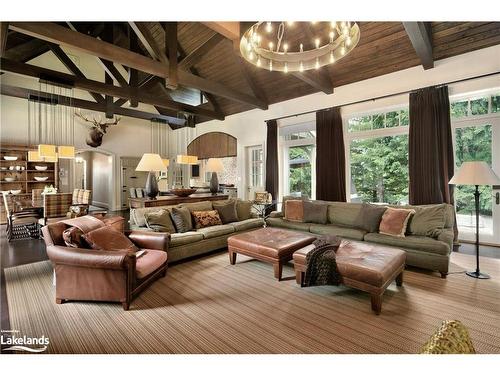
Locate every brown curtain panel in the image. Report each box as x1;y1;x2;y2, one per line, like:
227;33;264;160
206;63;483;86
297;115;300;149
409;86;457;240
265;119;279;202
316;107;346;202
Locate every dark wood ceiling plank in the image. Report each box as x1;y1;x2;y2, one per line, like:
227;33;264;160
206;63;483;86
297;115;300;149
48;44;106;104
164;22;178;90
3;38;50;62
179;33;224;70
1;84;186;126
0;58;224;120
403;22;434;69
9;22;264;109
291;70;334;94
127;21;167;63
0;23;9;57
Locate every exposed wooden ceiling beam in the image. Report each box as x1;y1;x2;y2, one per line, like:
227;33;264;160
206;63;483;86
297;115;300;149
1;84;186;126
202;22;240;41
291;71;334;95
403;22;434;70
48;44;106;104
0;23;9;57
164;22;178;90
0;58;225;120
127;22;167;62
178;33;224;70
128;28;140;107
3;38;50;62
232;51;268;105
98;59;128;87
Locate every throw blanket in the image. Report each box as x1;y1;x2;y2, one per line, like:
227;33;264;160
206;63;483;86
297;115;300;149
304;235;342;287
61;215;104;233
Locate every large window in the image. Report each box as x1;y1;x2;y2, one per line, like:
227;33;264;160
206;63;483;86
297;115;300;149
347;108;409;204
451;93;500;118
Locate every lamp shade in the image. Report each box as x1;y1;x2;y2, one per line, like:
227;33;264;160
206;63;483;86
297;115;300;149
38;144;57;158
177;154;198;164
58;145;75;159
449;161;500;186
136;153;168;172
206;158;224;173
162;159;170;168
28;150;44;162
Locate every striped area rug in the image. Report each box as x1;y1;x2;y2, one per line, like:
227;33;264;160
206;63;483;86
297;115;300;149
4;251;500;354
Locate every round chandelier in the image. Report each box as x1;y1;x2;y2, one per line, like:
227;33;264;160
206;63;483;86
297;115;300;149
240;21;360;73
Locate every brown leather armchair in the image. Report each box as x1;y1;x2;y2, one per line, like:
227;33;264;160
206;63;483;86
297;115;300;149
42;221;169;310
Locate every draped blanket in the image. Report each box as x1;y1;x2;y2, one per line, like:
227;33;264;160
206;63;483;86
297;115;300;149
304;236;342;287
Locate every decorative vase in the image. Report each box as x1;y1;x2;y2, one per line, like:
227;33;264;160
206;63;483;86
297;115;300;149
210;172;219;195
145;171;159;199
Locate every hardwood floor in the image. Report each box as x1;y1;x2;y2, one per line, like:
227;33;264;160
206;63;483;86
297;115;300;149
1;212;498;334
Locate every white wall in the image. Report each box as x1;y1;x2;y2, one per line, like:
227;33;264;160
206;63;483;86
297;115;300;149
1;44;500;207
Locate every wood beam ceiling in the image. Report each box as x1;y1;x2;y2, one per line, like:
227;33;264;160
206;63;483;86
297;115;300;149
202;22;240;40
164;22;178;90
9;22;267;109
403;22;434;69
0;58;225;120
3;38;50;62
0;23;9;57
178;33;224;70
1;84;186;126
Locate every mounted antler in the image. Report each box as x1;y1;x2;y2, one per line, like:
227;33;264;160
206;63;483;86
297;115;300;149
75;110;121;147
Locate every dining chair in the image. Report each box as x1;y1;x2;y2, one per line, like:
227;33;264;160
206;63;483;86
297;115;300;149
3;192;40;241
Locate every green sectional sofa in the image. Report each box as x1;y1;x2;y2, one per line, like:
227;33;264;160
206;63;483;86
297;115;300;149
266;201;455;277
129;200;264;263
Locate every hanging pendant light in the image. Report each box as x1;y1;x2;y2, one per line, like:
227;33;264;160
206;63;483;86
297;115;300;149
38;144;57;158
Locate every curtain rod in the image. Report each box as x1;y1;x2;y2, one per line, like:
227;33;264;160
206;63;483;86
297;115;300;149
266;70;500;123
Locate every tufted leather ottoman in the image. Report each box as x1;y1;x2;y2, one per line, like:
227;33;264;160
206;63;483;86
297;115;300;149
227;227;316;280
293;240;406;314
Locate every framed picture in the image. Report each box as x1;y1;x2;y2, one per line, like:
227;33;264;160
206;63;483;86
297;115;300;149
254;191;269;203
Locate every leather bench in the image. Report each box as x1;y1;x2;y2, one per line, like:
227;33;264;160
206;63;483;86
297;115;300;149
293;240;406;314
227;227;316;280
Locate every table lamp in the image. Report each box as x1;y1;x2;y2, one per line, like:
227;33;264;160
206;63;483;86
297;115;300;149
206;158;224;195
136;153;168;199
449;161;500;279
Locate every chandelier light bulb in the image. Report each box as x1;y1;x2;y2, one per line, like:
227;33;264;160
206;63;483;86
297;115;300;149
346;37;352;46
266;22;272;33
249;51;254;60
284;62;288;73
283;43;288;53
341;45;346;55
300;43;304;52
315;57;320;70
329;31;334;43
330;21;336;28
287;21;294;26
257;34;262;44
269;60;273;71
299;62;304;72
330;51;335;63
315;38;320;48
269;41;274;51
257;57;261;66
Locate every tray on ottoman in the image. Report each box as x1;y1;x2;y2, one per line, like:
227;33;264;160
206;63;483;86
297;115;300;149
227;227;316;280
293;240;406;314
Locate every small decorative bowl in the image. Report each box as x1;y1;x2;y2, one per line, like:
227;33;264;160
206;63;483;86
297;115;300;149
35;165;48;171
3;156;18;161
10;189;22;195
4;177;15;182
0;167;7;170
169;188;197;197
34;176;49;182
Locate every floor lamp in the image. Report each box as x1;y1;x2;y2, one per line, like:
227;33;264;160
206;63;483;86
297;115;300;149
449;161;500;279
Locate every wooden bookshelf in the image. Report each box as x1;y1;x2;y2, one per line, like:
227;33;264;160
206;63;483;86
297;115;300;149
0;143;59;224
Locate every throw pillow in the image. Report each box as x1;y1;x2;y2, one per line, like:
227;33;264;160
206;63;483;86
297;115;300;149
281;195;309;217
82;227;138;252
170;206;193;233
145;209;177;233
62;227;87;248
303;200;328;224
235;199;253;220
181;201;213;213
379;207;415;237
357;203;387;232
212;199;239;224
192;210;223;229
284;200;304;222
408;204;447;238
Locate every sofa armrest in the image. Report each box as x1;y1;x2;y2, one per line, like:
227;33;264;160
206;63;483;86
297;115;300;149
127;230;170;251
437;229;454;250
46;245;132;270
268;211;283;218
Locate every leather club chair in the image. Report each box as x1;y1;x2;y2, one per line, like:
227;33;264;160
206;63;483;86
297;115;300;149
42;220;169;310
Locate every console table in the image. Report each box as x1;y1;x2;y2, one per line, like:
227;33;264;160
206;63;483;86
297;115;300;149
128;193;229;208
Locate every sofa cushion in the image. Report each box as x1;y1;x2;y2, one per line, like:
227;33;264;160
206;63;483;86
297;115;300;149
309;224;366;241
266;217;311;232
408;204;447;238
327;202;363;227
144;209;177;233
170;206;193;233
364;233;451;256
379;207;415;237
135;249;168;279
180;201;213;213
231;218;265;232
284;200;304;222
356;203;387;232
83;227;138;252
131;205;178;227
236;199;253;220
281;195;309;217
303;200;328;224
212;199;239;224
197;224;235;239
192;210;223;229
170;231;204;247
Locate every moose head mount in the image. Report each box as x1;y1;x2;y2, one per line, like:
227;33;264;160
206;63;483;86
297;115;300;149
75;111;121;148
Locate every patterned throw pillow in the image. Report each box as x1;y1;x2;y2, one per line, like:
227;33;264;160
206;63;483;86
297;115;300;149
192;210;223;229
379;207;415;237
62;227;86;248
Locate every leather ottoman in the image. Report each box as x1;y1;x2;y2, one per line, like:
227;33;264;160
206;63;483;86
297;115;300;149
293;240;406;314
227;227;316;280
